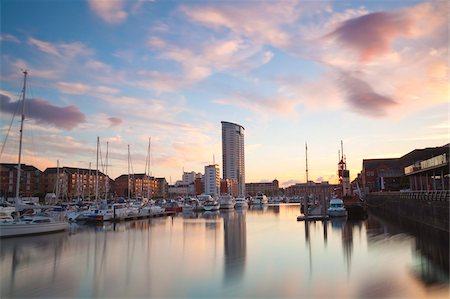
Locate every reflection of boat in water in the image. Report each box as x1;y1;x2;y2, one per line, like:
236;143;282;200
201;211;220;219
329;217;347;231
249;204;268;212
327;198;348;217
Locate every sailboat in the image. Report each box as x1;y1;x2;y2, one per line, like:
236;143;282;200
0;71;69;237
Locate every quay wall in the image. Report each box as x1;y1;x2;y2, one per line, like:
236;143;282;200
366;191;449;233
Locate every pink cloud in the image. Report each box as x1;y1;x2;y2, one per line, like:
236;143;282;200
88;0;128;24
1;94;86;130
328;11;413;61
108;117;123;127
339;73;397;117
57;82;90;94
180;1;300;48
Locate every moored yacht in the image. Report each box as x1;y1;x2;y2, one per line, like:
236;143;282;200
219;195;235;209
0;213;68;238
327;198;347;217
183;198;203;213
203;199;220;211
234;197;248;208
0;71;68;238
253;194;269;205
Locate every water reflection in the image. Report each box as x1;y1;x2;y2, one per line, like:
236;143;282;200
222;209;246;284
1;231;68;297
0;205;448;298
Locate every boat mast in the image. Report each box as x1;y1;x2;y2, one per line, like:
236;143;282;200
95;136;99;204
56;160;60;202
15;70;27;204
305;142;309;183
128;144;131;200
105;141;109;200
146;138;151;200
88;162;91;199
76;168;79;200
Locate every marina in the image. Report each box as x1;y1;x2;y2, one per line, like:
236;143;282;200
1;204;448;298
1;1;449;298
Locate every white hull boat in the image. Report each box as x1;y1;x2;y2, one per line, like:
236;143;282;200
0;216;69;238
203;200;220;211
253;194;269;205
234;197;248;208
0;72;69;238
327;198;348;217
219;195;235;209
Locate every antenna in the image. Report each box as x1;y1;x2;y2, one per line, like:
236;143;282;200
341;140;344;160
213;154;215;165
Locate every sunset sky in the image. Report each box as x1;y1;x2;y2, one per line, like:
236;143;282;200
1;0;448;187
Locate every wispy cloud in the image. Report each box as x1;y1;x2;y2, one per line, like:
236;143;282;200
28;37;92;58
145;37;273;92
88;0;128;24
1;34;20;43
213;92;299;117
180;1;301;48
0;94;86;130
57;82;90;94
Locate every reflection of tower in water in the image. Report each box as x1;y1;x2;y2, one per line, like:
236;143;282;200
222;210;247;283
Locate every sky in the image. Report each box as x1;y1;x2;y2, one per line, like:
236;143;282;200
0;0;448;187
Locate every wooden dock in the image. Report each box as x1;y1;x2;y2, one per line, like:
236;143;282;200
297;215;329;221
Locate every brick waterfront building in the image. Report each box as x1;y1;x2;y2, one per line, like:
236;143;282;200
0;163;42;198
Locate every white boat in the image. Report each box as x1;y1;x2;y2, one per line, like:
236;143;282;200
75;203;129;221
141;204;164;216
0;71;68;238
219;195;235;209
203;199;220;211
0;213;68;238
234;197;248;208
253;194;269;205
327;198;348;217
183;198;203;212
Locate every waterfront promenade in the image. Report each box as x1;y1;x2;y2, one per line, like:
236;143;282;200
366;190;450;232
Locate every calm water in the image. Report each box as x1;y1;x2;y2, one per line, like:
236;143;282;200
1;204;448;298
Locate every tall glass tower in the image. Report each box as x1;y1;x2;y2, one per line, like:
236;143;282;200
221;121;245;196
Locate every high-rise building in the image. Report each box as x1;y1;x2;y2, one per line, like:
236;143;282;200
204;164;220;197
222;121;245;196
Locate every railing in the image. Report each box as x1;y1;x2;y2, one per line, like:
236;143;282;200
370;190;450;202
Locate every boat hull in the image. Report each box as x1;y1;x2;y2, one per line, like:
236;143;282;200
0;222;69;238
219;203;235;209
327;209;348;217
203;205;220;211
